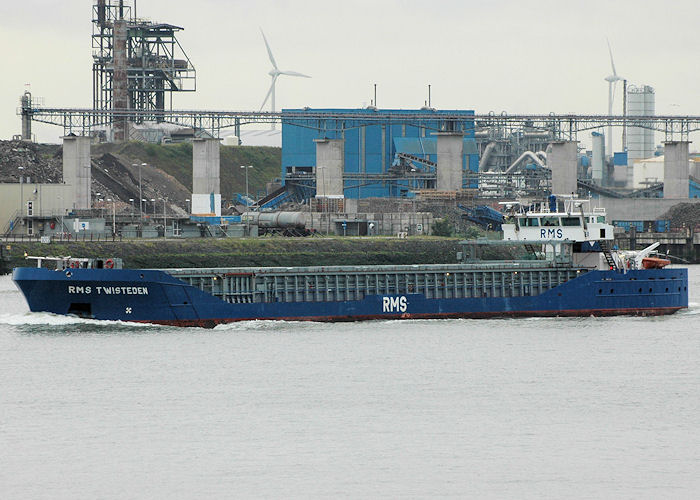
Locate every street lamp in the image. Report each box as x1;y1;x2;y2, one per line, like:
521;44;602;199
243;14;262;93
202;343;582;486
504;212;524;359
161;198;167;237
240;165;253;235
185;198;190;214
57;195;65;235
132;164;139;216
98;198;104;219
106;198;116;236
129;198;134;218
134;162;147;222
141;198;147;222
18;166;24;217
318;165;327;234
150;198;156;218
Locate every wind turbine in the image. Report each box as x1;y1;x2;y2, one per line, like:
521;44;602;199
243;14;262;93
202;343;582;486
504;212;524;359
604;38;623;156
260;29;310;130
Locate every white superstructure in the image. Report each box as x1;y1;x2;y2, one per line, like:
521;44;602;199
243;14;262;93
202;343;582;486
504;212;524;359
502;198;614;244
501;196;616;270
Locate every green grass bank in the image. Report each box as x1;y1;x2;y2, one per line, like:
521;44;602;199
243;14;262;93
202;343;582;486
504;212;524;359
3;237;468;273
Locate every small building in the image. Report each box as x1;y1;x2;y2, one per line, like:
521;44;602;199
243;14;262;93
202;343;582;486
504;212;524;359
0;182;72;236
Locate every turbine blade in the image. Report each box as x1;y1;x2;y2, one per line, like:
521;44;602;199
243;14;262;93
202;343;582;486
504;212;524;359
279;70;311;78
260;75;277;111
606;38;618;77
260;28;278;70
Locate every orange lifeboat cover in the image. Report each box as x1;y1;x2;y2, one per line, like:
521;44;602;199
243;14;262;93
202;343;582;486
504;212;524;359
642;257;671;269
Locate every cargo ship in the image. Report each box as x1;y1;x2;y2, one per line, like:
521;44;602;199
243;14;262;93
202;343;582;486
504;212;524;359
12;197;688;327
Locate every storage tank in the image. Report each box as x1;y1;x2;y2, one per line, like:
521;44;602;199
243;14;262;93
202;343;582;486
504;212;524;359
242;212;306;228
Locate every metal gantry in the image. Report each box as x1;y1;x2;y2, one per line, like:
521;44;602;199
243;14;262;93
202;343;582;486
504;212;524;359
19;107;700;142
91;1;196;126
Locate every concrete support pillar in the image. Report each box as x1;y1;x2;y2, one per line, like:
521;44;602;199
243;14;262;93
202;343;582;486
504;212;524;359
549;140;578;195
112;19;128;141
314;139;344;198
192;138;221;216
62;136;92;210
436;132;463;191
663;141;690;199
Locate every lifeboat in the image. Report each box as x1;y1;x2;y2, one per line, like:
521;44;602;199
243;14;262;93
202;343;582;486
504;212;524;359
641;257;671;269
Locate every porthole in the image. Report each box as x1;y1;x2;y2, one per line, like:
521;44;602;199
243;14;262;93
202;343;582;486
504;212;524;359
665;288;669;292
638;288;642;293
649;288;652;293
610;289;614;294
65;271;72;277
598;289;602;294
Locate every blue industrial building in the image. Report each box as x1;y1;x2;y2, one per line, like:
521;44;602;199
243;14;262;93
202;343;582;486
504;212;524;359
281;108;479;198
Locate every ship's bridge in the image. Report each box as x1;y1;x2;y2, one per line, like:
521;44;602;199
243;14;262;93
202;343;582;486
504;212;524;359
501;198;615;243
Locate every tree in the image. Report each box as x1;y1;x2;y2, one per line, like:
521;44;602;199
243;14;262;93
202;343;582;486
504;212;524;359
432;217;453;237
464;226;483;239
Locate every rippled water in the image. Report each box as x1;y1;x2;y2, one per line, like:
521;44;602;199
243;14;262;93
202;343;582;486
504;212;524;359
1;267;699;499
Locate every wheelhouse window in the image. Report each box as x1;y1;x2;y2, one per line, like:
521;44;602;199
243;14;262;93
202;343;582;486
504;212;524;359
541;217;558;226
597;216;606;223
519;217;539;227
561;217;581;227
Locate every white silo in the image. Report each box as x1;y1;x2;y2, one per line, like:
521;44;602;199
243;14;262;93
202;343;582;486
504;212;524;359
591;131;605;183
626;85;655;162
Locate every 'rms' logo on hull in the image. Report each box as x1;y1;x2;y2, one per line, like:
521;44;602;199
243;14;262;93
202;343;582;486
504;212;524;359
382;296;407;313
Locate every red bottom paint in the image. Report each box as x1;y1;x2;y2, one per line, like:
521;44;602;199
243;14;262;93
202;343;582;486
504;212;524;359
133;307;684;329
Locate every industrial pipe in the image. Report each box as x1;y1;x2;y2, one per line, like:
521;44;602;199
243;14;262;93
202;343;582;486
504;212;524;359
479;142;497;172
504;151;547;174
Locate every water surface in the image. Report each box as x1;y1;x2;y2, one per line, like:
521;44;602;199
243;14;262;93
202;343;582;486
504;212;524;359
2;267;699;499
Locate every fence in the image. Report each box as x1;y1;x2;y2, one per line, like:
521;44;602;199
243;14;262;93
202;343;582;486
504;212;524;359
1;232;123;243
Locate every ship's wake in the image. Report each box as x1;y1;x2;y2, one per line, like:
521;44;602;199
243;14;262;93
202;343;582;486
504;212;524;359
680;301;700;315
0;311;163;332
213;319;327;332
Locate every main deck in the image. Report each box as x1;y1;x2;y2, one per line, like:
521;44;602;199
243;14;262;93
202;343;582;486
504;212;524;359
163;261;585;304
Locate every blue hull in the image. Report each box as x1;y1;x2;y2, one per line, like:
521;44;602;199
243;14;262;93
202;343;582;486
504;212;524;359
12;267;689;327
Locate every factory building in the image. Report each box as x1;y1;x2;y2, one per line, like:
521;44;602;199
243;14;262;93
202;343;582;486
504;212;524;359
281;109;479;199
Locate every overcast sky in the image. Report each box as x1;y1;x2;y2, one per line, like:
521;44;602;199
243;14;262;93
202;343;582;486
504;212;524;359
1;0;698;148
